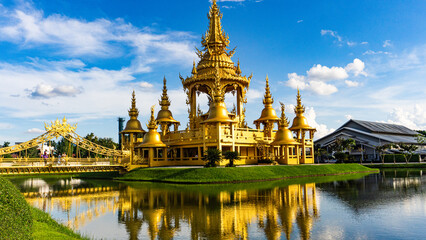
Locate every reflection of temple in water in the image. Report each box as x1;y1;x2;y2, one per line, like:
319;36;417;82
117;183;319;240
21;179;320;240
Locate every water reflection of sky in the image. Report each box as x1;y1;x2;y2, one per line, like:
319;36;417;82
9;170;425;240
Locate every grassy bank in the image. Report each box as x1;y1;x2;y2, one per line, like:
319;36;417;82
118;164;378;184
31;207;88;240
0;177;87;240
365;163;426;169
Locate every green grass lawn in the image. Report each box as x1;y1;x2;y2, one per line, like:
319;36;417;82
32;207;88;240
118;164;378;183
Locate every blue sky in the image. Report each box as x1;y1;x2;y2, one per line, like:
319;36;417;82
0;0;425;143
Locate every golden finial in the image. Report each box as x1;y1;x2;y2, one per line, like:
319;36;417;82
279;102;289;127
147;105;157;129
158;77;171;110
202;0;229;53
191;60;197;75
128;90;139;119
236;59;242;75
263;75;273;106
295;88;305;115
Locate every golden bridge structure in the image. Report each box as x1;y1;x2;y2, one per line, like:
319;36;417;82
0;117;126;175
1;0;316;173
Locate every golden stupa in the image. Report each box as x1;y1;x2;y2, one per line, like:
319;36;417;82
120;0;316;168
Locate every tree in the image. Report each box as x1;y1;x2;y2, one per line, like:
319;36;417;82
202;148;222;167
1;142;12;158
331;138;356;163
375;143;393;164
395;143;418;164
223;151;239;167
314;144;328;163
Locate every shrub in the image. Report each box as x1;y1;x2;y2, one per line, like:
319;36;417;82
203;148;222;167
0;177;33;240
223;151;240;167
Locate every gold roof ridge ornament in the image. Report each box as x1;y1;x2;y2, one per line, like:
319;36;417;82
156;77;180;125
44;117;77;138
122;90;145;133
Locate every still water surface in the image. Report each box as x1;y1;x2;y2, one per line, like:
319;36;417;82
9;170;426;240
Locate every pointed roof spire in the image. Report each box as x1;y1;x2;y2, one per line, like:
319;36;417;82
147;105;157;130
122;90;144;133
202;0;230;54
129;90;139;119
294;88;305;115
254;76;280;124
159;77;171;109
290;89;315;131
191;60;198;75
263;75;273;106
235;59;242;75
279;102;289;127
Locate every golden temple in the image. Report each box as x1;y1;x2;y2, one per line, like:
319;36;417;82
120;0;316;168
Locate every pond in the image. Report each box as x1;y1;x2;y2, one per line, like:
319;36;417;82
9;169;425;240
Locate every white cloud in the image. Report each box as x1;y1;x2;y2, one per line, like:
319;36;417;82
304;107;335;139
345;58;367;76
321;29;342;42
284;59;367;95
0;3;196;66
321;29;361;47
26;128;45;134
308;64;348;81
387;104;426;130
383;40;392;48
30;83;83;98
297;20;303;23
139;81;154;88
361;42;368;45
344;114;352;120
363;50;390;55
344;80;360;87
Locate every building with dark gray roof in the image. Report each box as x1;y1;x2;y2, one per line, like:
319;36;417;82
315;119;423;162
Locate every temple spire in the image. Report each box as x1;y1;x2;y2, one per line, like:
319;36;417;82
294;89;305;115
159;77;171;110
236;59;241;75
263;75;273;106
147;106;157;130
202;0;230;54
279;102;289;128
191;61;197;75
129;90;139;119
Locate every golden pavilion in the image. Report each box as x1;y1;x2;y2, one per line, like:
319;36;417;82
120;0;316;168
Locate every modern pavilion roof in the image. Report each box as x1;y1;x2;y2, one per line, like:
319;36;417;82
338;119;418;135
316;127;419;147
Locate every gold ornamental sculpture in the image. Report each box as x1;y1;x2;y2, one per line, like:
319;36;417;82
121;0;316;169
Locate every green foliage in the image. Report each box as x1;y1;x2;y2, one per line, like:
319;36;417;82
331;138;356;152
119;164;378;183
202;148;222;167
0;177;33;240
375;143;394;163
1;141;12;158
31;208;88;240
395;143;418;163
223;151;240;167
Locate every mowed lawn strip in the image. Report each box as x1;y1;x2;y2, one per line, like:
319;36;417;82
118;164;378;183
